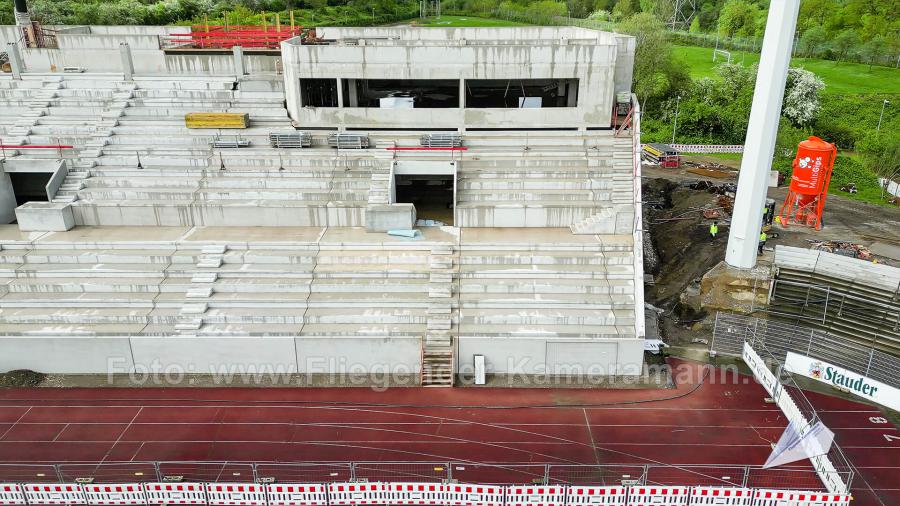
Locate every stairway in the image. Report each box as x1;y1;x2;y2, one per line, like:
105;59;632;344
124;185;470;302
421;244;457;386
367;149;394;205
176;244;226;333
3;79;61;146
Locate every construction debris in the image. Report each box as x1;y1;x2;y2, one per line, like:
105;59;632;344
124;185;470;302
807;239;872;259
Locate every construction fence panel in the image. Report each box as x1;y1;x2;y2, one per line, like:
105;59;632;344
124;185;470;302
205;483;267;506
750;489;851;506
564;486;627;506
445;484;505;506
265;484;329;506
624;486;689;506
82;483;148;506
144;482;208;505
504;485;566;506
688;487;752;505
384;483;447;505
327;483;387;506
22;484;86;505
0;484;26;506
256;464;352;484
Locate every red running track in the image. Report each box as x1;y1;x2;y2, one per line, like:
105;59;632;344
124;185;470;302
0;359;896;505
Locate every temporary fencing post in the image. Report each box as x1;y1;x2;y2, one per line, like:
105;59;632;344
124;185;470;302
349;463;356;482
252;464;259;483
641;465;649;485
153;462;162;482
446;463;453;481
741;466;749;488
53;465;64;484
543;465;550;485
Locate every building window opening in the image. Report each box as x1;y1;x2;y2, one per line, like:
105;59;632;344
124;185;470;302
394;174;454;225
300;78;339;107
9;172;50;206
465;79;578;108
344;79;459;108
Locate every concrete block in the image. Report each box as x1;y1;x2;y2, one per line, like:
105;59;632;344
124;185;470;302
365;203;416;233
15;202;75;232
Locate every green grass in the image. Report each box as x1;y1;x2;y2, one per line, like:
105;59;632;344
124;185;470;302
672;45;900;95
413;15;528;27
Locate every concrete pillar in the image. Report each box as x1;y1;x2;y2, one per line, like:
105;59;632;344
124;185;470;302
567;81;578;107
336;78;344;107
5;43;23;79
232;46;245;76
459;79;465;109
347;79;358;107
119;42;134;81
725;0;800;269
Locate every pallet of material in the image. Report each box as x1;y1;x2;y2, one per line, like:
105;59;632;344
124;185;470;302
185;113;250;129
269;131;312;148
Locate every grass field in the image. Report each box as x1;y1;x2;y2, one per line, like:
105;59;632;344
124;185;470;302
673;45;900;95
412;15;527;27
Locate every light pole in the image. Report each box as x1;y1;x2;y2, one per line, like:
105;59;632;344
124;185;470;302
671;95;681;144
877;99;890;132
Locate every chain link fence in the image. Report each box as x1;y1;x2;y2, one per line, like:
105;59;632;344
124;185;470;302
712;312;900;389
0;461;840;490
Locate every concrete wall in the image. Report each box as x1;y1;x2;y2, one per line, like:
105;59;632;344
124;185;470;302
282;27;626;129
457;336;644;376
0;336;422;376
0;160;17;224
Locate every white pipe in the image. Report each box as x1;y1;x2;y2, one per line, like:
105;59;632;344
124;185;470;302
725;0;801;269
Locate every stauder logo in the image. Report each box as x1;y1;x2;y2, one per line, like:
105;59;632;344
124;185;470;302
823;365;879;397
809;361;823;379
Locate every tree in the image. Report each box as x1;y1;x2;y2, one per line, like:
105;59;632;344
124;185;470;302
611;0;640;20
688;16;700;33
830;29;859;62
639;0;674;22
859;35;888;69
716;0;760;38
617;13;691;111
782;67;825;126
797;27;827;58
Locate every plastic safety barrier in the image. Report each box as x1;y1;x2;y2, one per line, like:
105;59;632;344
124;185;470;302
206;483;268;506
565;486;627;506
0;484;26;506
327;483;387;506
266;484;329;506
144;483;208;505
751;489;852;506
625;486;689;506
505;486;566;506
688;487;752;505
446;484;505;506
385;483;446;505
23;484;86;505
83;484;148;505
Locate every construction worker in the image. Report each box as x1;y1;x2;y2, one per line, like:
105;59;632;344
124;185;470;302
761;205;769;225
709;221;718;239
758;230;767;255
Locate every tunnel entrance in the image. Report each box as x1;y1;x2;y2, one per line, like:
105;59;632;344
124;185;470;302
392;161;457;226
9;172;51;206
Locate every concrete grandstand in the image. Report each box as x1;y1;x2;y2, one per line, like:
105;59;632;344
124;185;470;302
0;24;645;387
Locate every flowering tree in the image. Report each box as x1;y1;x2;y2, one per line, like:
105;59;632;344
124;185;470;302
782;68;825;126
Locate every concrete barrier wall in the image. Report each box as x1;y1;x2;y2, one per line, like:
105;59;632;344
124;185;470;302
774;245;900;293
457;337;643;376
0;336;422;375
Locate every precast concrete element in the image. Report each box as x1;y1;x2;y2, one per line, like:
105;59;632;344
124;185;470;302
281;27;633;130
5;42;23;78
14;202;75;231
726;0;801;269
365;203;416;232
119;42;134;80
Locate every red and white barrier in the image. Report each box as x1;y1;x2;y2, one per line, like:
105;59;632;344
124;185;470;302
0;484;26;506
327;483;387;506
751;489;852;506
385;483;446;505
206;483;267;506
688;487;752;505
266;484;329;506
83;484;148;505
23;484;86;505
625;486;689;506
446;484;505;506
566;486;627;506
144;483;208;505
505;486;565;506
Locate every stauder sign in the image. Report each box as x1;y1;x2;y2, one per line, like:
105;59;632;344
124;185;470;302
785;352;900;412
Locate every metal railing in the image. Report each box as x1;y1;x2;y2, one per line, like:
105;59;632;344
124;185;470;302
0;461;839;492
711;312;900;389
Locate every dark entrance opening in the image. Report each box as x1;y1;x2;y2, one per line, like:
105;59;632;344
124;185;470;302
9;172;50;206
394;174;454;225
300;78;339;107
344;79;460;108
465;79;578;108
